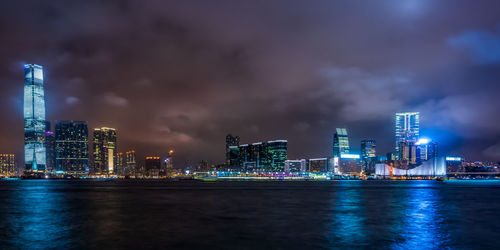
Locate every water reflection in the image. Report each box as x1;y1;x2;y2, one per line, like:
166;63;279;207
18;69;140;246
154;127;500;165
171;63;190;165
328;181;368;247
4;181;72;249
391;182;450;249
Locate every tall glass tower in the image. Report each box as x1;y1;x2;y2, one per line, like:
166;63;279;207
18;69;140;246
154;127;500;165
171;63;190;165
395;112;420;159
24;64;47;172
333;128;350;158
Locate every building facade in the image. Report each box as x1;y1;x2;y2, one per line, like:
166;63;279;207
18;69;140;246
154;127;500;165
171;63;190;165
93;127;117;175
24;64;47;172
55;121;89;174
225;139;287;172
125;150;137;177
225;134;240;166
145;156;161;177
0;154;16;177
395;112;420;159
333;128;350;158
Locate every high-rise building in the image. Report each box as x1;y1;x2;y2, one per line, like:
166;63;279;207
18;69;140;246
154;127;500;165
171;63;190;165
361;140;377;175
164;149;174;174
225;134;240;166
45;130;56;172
125;150;137;176
267;140;287;172
395;112;420;159
0;154;16;177
415;139;438;162
226;138;288;172
116;152;124;176
145;156;161;177
333;128;349;158
93;127;117;175
24;64;47;172
55;121;89;174
361;140;376;160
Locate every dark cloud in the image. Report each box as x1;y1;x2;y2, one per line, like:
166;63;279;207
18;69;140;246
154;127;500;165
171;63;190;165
1;0;500;167
448;26;500;64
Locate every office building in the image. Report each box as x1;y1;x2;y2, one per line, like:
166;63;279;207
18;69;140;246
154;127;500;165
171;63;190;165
116;152;124;176
361;140;376;174
395;112;420;159
145;156;161;177
267;140;287;172
45;131;56;172
361;140;376;160
164;149;174;174
125;150;137;176
225;134;240;166
93;127;117;175
55;121;89;174
225;137;288;172
285;159;307;172
333;128;349;158
338;153;362;175
0;154;16;177
24;64;47;172
308;158;329;173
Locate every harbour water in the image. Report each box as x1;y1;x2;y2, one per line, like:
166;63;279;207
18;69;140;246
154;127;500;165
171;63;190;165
0;180;499;249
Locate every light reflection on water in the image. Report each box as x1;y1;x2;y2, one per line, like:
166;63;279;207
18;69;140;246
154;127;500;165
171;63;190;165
390;184;451;249
2;181;73;249
0;180;499;249
328;181;368;247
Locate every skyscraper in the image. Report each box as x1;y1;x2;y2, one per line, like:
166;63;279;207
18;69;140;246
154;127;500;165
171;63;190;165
24;64;47;172
267;140;287;172
93;127;117;175
45;130;56;172
361;140;377;175
225;134;240;166
395;112;420;159
55;121;89;174
333;128;350;158
126;150;137;176
361;140;376;161
145;156;161;177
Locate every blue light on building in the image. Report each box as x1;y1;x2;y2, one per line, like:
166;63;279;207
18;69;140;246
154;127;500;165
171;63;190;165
24;64;47;172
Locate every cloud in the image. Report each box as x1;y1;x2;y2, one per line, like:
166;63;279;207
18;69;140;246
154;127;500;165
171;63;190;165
483;142;500;158
448;26;500;64
102;92;129;107
65;96;80;105
320;67;412;121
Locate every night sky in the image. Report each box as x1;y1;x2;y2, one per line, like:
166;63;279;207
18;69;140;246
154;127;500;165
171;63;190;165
1;0;500;166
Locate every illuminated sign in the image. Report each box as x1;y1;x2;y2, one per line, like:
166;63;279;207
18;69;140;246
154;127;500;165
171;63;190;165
446;157;462;161
340;153;360;159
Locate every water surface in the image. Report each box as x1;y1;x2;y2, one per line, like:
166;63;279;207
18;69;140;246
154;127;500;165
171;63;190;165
0;180;499;249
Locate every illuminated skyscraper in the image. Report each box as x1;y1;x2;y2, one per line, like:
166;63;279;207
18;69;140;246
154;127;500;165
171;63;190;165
55;121;89;174
24;64;47;172
93;127;117;175
333;128;349;158
361;140;376;160
395;112;420;159
225;134;240;166
267;140;287;172
126;150;137;176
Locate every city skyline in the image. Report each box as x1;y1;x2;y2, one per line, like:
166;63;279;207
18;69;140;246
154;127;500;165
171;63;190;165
1;1;500;166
